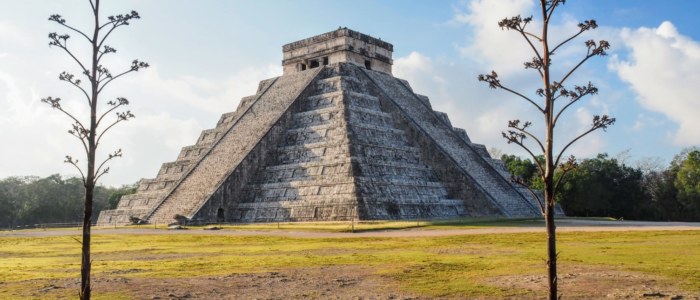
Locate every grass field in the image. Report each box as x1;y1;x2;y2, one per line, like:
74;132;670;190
0;222;698;299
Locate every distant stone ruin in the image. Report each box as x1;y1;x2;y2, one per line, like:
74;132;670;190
97;28;543;225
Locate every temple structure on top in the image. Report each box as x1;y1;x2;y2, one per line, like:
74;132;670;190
282;28;393;75
97;28;550;226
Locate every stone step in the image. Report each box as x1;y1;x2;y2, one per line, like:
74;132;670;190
155;159;197;179
361;67;540;217
253;161;353;184
177;144;211;160
115;194;158;210
344;91;380;110
194;128;224;146
289;106;343;129
346;106;394;128
137;178;177;192
216;111;238;127
246;191;358;204
144;67;323;223
271;144;350;165
302;91;343;111
352;143;422;164
231;202;358;222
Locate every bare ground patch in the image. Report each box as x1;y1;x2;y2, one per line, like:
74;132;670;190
3;266;426;300
483;265;699;299
5;264;698;299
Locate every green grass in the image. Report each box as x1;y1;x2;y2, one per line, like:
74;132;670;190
1;229;698;298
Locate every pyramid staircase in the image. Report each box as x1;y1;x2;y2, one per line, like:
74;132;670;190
97;63;542;225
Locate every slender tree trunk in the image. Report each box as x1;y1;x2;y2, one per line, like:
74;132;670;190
544;127;558;300
80;1;100;299
540;1;557;298
545;189;557;299
80;181;93;300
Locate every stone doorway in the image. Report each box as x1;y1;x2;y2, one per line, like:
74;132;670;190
216;208;225;223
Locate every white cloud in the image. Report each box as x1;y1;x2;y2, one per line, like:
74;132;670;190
610;21;700;145
452;0;536;75
0;59;281;186
394;50;533;157
566;107;606;157
102;112;203;185
439;0;613;159
124;64;282;115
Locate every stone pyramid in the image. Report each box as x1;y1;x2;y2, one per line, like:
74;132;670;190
97;28;542;225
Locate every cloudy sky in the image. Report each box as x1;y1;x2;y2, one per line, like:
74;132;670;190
1;0;699;186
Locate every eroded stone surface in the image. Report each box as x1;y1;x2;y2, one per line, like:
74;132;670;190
96;29;541;226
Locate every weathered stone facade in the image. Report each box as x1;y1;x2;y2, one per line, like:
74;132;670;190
282;28;392;75
96;28;544;225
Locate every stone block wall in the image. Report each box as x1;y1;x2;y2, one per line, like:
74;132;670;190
97;61;543;225
359;66;540;217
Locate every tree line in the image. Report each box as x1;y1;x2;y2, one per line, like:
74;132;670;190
501;147;700;221
0;174;136;228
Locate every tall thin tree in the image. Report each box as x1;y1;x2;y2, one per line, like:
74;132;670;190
42;1;148;299
478;1;613;298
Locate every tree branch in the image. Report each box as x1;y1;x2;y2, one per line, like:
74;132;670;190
553;156;577;196
48;33;90;81
98;24;119;48
478;71;544;112
555;115;615;166
552;82;598;126
96;97;128;127
512;175;545;214
508;119;546;154
502;131;545;176
93;149;122;184
48;15;92;43
98;60;149;93
67;122;90;155
98;11;141;48
97;45;116;63
58;72;91;106
558;40;609;86
545;0;562;23
96;110;134;147
41;97;88;133
64;155;87;185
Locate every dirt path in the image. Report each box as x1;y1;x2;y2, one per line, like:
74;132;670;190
2;219;699;238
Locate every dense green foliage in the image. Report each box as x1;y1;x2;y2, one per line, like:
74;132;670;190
675;150;700;217
500;148;700;221
557;154;648;219
3;148;699;225
500;154;541;185
0;174;136;227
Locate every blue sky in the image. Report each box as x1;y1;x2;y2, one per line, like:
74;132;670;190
1;0;699;186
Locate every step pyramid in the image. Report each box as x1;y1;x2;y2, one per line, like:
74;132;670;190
97;28;542;225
